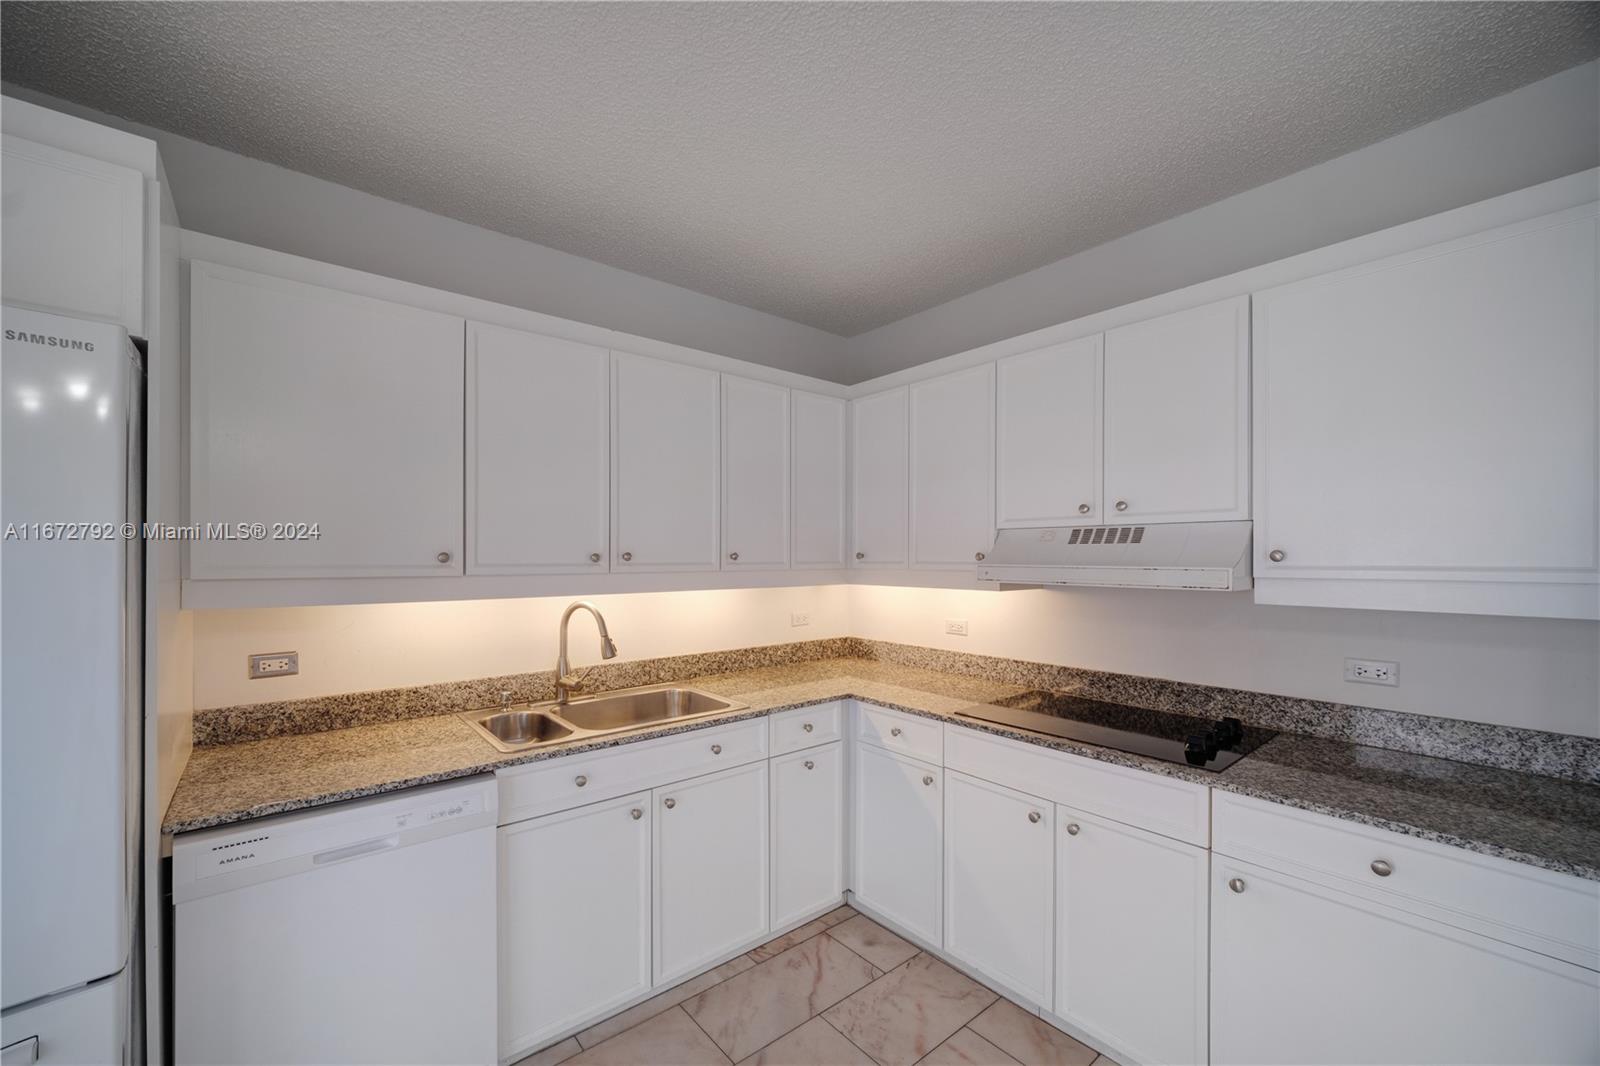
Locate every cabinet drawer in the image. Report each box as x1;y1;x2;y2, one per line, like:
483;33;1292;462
944;724;1208;846
856;703;943;764
770;702;843;756
498;719;768;825
1214;791;1600;970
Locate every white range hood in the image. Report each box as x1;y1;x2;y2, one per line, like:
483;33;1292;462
977;520;1253;591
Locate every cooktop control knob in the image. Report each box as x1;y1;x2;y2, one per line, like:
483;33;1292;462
1184;731;1219;765
1214;716;1244;748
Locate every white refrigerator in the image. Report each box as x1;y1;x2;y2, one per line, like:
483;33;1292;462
1;306;142;1065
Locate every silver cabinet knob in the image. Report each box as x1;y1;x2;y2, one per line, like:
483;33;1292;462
1115;500;1129;512
1228;877;1246;893
574;775;588;788
855;551;865;560
630;808;642;820
1078;503;1091;515
621;551;633;562
729;552;739;561
589;552;602;563
711;744;722;755
663;797;676;809
922;775;934;786
1370;859;1393;877
890;727;902;737
975;551;985;561
1028;811;1042;823
1066;823;1080;836
436;551;452;563
804;760;814;770
1268;549;1286;563
803;722;814;733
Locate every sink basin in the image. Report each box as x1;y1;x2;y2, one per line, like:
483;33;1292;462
458;685;748;753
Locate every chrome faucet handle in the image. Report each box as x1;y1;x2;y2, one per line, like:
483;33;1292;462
499;690;514;709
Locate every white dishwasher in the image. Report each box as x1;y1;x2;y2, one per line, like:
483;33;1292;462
172;776;499;1066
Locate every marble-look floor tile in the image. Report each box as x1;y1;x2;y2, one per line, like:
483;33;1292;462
819;904;858;927
966;1000;1096;1066
736;1017;876;1066
684;933;880;1062
511;1036;582;1066
751;915;837;962
567;1006;731;1065
825;915;920;972
824;953;998;1066
575;955;755;1048
918;1028;1022;1066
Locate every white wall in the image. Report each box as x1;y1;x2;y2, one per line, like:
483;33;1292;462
850;585;1600;738
192;585;851;709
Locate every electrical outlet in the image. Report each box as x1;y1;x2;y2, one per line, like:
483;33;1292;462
1344;657;1398;687
249;651;299;679
790;611;811;627
945;619;969;637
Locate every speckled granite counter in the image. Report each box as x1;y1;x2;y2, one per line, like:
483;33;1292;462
164;658;1600;881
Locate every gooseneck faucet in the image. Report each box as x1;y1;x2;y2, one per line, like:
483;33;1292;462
555;601;618;705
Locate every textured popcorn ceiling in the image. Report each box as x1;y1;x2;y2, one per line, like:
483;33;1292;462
4;3;1597;335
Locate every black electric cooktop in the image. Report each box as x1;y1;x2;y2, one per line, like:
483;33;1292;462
956;690;1276;772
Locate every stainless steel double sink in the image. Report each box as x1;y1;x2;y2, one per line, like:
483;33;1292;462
458;684;749;752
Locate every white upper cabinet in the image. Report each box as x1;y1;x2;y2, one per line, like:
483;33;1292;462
1;135;144;335
1252;207;1599;619
791;391;848;569
188;263;465;579
611;352;720;572
721;376;790;570
850;388;909;568
910;365;995;568
1103;295;1250;523
467;322;609;575
996;336;1103;528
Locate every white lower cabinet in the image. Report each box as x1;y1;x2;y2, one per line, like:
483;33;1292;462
1055;805;1209;1066
1211;856;1600;1066
942;771;1053;1006
653;761;771;985
498;792;652;1058
852;740;942;946
770;741;844;930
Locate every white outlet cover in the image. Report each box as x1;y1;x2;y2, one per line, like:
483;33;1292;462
945;619;969;637
790;611;811;627
1344;657;1398;686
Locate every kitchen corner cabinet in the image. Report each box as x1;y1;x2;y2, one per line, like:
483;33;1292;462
652;761;770;985
498;792;653;1056
188;263;465;579
850;388;910;568
770;741;845;930
1252;207;1600;620
467;322;610;575
910;365;995;568
611;352;721;572
721;376;790;570
852;740;942;945
942;771;1053;1006
1103;295;1250;523
996;336;1103;528
1054;805;1208;1066
791;391;848;568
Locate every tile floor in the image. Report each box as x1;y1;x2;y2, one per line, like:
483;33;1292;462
514;907;1110;1066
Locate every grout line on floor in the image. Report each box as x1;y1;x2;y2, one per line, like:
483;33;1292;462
819;1011;886;1066
677;1002;735;1065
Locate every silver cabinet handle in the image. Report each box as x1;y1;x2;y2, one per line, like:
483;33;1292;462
590;552;602;563
804;760;814;770
711;744;722;755
1268;549;1286;563
1115;500;1129;512
890;727;902;737
1066;823;1080;835
621;551;633;562
922;775;934;786
975;552;985;561
729;552;739;561
855;551;865;560
803;723;814;733
574;775;588;788
1078;503;1091;514
1229;877;1246;893
1028;811;1042;823
630;808;642;820
1370;859;1393;877
436;551;452;563
663;797;676;809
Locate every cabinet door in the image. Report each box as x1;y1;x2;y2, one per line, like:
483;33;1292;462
1103;296;1249;523
467;322;609;574
850;388;909;568
996;336;1103;528
910;365;995;569
722;376;789;570
770;742;845;930
189;263;465;579
791;391;848;569
612;352;720;571
1212;857;1599;1066
852;741;941;945
499;793;652;1058
1;135;143;334
943;771;1053;1006
1056;806;1207;1066
653;761;770;984
1252;209;1599;619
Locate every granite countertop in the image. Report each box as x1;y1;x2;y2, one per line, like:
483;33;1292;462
163;658;1600;882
